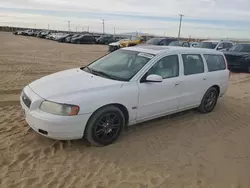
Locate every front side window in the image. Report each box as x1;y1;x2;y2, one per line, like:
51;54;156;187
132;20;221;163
183;42;190;47
182;54;204;75
148;55;179;79
204;54;226;72
229;44;250;52
198;42;218;49
85;50;154;81
146;38;163;45
217;43;223;49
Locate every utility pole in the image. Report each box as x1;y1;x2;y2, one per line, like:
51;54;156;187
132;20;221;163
48;24;50;30
102;19;105;34
113;26;115;35
178;14;184;38
68;21;71;31
87;26;89;32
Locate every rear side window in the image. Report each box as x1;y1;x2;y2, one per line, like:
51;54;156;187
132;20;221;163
182;54;204;75
204;54;226;72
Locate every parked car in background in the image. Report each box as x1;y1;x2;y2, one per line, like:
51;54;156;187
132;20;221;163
39;31;51;38
55;33;73;42
23;30;34;36
108;39;131;52
223;43;250;72
120;36;144;48
71;34;96;44
96;35;117;44
190;42;199;48
145;37;178;46
65;34;80;43
13;30;22;35
168;41;190;47
35;31;42;37
198;40;234;51
20;46;229;146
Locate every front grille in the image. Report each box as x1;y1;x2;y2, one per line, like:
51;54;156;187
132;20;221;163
22;92;31;108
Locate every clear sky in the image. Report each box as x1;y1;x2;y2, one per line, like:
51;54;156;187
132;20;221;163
1;0;250;39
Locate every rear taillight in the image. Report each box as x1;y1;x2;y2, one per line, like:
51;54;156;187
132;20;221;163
223;54;231;78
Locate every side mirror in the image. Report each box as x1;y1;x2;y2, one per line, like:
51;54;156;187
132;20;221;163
145;74;163;83
217;46;223;50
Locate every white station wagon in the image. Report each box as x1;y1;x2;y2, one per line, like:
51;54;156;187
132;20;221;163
20;46;229;146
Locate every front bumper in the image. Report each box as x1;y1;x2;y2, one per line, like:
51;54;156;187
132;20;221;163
108;45;120;52
20;86;92;140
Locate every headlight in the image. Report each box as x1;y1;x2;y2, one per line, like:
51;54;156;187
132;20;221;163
40;101;80;116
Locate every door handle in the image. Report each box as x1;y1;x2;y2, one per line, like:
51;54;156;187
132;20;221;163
203;77;207;80
174;81;181;86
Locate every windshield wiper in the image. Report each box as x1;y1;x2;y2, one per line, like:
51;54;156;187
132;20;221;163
85;66;93;73
91;69;115;80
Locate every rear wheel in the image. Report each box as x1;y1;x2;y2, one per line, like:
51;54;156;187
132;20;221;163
84;105;125;147
247;66;250;73
197;87;218;113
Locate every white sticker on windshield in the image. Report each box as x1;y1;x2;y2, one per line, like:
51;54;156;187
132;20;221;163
138;52;154;59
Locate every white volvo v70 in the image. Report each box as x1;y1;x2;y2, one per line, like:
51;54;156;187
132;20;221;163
20;46;229;146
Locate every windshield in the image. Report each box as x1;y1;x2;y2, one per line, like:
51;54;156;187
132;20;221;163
130;36;140;40
146;38;163;45
119;39;130;42
169;41;183;46
229;44;250;52
84;49;154;81
198;42;218;49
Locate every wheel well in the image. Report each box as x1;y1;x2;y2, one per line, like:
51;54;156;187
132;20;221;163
211;85;220;95
112;104;129;125
88;104;129;126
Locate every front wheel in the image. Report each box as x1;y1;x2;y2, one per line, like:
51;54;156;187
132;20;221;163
84;105;125;147
197;87;218;113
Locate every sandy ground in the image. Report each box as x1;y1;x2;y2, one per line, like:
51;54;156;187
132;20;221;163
1;32;250;188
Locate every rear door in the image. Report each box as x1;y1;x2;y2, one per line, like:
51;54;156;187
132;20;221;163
203;54;229;96
179;54;209;109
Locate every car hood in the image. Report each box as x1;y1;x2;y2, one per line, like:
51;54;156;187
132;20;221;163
109;42;120;46
28;68;123;101
224;51;250;56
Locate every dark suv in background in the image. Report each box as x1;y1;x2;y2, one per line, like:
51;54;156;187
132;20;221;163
71;34;96;44
145;37;178;46
96;35;117;44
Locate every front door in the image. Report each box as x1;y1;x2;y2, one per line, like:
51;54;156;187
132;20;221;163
137;54;182;121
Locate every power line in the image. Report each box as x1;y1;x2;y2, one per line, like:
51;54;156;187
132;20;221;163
178;14;184;38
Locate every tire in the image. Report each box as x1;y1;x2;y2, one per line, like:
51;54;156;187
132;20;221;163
247;66;250;73
197;87;218;113
76;40;81;44
84;105;125;147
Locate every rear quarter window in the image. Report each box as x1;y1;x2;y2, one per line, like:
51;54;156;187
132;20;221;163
204;54;226;72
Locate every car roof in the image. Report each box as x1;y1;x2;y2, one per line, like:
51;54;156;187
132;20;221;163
202;40;233;43
123;45;223;55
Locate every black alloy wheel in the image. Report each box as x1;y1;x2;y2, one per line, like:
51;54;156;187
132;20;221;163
85;105;125;146
204;90;217;112
198;87;218;113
